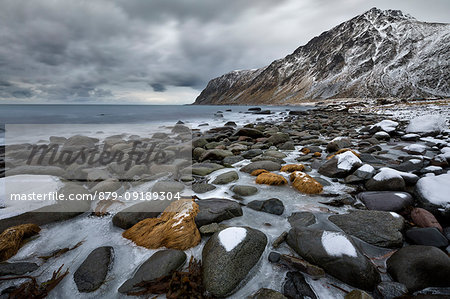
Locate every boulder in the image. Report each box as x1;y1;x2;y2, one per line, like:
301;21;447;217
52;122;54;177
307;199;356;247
283;271;317;299
329;210;404;248
365;169;405;191
195;198;243;227
286;227;380;290
414;173;450;219
240;161;282;173
192;183;216;194
387;245;450;291
411;208;443;232
118;249;186;294
242;149;264;159
405;227;448;248
212;171;239;184
374;282;408;299
405;115;446;135
74;246;114;292
112;201;171;229
202;227;267;297
184;163;224;176
0;262;38;276
251;288;287;299
356;191;413;212
234;128;264;139
247;198;284;215
326;137;352;153
288;212;316;228
231;185;258;196
370;120;398;134
318;151;362;178
266;133;291;145
200;149;233;161
353;164;376;179
151;180;185;194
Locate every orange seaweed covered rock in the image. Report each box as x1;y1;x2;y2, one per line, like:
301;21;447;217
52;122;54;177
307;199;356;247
250;169;269;176
290;171;323;194
255;172;288;185
301;148;311;154
0;223;41;262
123;198;201;250
280;164;305;173
327;149;360;160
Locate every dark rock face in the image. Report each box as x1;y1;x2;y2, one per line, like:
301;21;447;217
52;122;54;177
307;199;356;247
192;183;216;194
251;288;287;299
405;227;449;248
283;271;317;299
356;191;413;212
386;245;450;292
0;262;38;276
212;171;239;184
329;210;405;248
118;249;186;294
365;176;405;191
288;212;316;228
240;161;282;173
374;282;408;299
247;198;284;215
195;198;243;227
112;201;170;229
318;155;361;178
74;246;114;292
286;227;380;290
194;8;450;105
202;227;267;297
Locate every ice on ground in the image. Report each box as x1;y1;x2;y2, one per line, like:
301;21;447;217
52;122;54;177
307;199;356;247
336;151;361;171
0;174;62;219
416;173;450;207
218;227;247;252
372;120;398;132
406;115;447;134
321;231;357;258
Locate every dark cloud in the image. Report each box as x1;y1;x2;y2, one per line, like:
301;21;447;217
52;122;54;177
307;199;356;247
0;0;448;103
150;83;167;92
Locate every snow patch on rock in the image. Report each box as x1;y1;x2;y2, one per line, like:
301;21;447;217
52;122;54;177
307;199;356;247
218;227;247;252
416;173;450;207
406;115;447;134
321;231;357;257
337;151;362;171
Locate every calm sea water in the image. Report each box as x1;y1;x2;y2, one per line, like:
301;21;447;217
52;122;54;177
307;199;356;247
0;104;311;144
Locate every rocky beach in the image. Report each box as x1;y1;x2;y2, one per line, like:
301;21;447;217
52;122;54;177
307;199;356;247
0;99;449;298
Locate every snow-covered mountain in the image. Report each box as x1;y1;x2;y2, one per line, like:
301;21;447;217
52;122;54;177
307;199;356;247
194;8;450;105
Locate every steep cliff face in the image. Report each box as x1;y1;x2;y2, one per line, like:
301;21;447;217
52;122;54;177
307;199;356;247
194;8;450;105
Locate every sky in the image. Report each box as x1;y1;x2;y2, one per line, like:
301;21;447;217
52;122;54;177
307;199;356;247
0;0;449;104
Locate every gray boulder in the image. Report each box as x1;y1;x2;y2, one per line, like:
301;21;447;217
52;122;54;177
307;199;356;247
288;212;316;228
387;245;450;291
151;180;185;194
202;227;267;297
318;152;362;178
247;198;284;215
326;137;352;152
414;173;450;219
195;198;243;227
286;227;380;290
251;288;287;299
192;183;216;194
374;282;408;299
283;271;317;299
356;191;413;212
212;171;239;184
405;227;448;248
112;201;171;229
231;185;258;196
329;210;405;248
240;161;282;173
234;128;264;138
0;262;38;276
118;249;186;294
74;246;114;292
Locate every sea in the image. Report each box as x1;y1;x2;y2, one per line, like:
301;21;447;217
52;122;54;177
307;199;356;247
0;104;311;145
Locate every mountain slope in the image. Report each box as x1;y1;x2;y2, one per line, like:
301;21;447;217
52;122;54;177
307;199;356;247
194;8;450;105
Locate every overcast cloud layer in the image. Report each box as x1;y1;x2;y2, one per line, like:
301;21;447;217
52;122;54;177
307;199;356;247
0;0;449;104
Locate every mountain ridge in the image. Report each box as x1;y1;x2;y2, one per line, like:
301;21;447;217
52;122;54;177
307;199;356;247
194;7;450;105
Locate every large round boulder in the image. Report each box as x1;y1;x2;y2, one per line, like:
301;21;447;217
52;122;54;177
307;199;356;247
386;245;450;292
286;227;380;290
202;226;267;297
